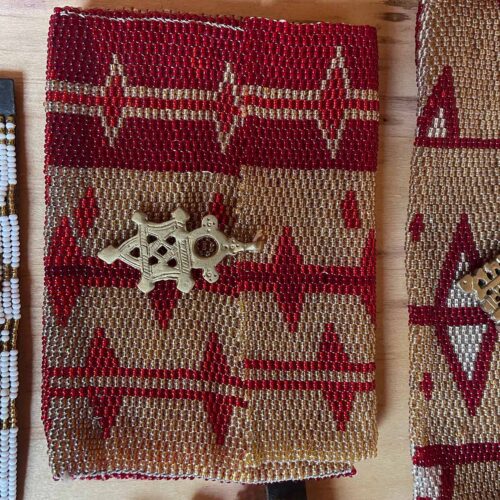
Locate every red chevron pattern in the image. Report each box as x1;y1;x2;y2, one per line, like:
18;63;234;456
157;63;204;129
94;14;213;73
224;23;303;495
45;218;375;331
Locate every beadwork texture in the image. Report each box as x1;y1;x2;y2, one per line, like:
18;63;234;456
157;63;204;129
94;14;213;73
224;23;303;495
43;7;379;482
407;1;499;498
0;113;20;499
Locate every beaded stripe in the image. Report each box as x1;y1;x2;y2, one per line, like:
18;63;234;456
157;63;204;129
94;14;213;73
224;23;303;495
45;46;379;156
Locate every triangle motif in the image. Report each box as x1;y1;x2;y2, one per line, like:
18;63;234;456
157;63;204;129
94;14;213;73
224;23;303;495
417;66;459;141
429;108;447;138
148;280;181;331
317;325;351;365
448;324;487;381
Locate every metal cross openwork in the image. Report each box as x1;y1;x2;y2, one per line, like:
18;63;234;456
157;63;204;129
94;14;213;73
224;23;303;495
98;208;263;294
458;253;500;325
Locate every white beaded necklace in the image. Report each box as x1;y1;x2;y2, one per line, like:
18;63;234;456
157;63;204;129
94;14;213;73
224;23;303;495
0;113;18;500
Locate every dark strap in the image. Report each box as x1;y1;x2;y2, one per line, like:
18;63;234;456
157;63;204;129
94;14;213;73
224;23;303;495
266;481;307;500
0;79;15;115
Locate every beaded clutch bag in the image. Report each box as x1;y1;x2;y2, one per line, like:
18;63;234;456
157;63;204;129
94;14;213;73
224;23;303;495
407;0;499;498
43;7;379;482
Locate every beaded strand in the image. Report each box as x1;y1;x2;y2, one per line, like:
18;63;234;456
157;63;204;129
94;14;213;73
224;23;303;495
0;115;18;500
42;8;378;482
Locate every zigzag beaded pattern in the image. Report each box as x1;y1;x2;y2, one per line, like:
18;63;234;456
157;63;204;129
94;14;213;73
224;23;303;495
43;8;379;483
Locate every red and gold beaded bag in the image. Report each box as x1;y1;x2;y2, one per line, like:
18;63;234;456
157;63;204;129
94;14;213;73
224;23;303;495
43;7;379;482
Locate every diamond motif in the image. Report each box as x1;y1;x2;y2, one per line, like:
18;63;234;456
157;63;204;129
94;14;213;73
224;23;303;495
419;372;434;401
47;48;378;154
46;217;83;327
208;192;232;231
409;214;498;415
73;186;99;238
101;54;127;145
200;332;239;445
272;227;306;333
318;325;370;431
86;328;122;438
316;49;352;156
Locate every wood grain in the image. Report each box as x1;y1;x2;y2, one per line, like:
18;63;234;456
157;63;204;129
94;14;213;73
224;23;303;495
1;1;416;498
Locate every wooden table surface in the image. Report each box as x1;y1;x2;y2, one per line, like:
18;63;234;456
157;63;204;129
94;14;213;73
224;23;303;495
2;0;417;498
